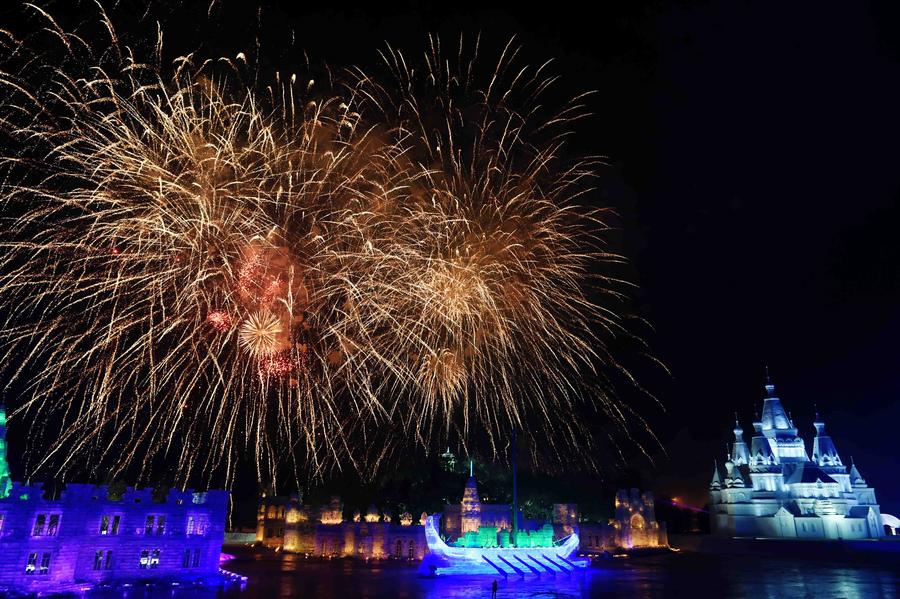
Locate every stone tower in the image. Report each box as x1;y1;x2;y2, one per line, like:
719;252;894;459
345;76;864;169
460;460;482;535
0;403;12;499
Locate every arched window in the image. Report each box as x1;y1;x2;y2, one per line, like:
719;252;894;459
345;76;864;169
630;514;645;530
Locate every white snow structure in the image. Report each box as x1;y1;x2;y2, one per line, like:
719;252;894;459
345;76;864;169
710;379;885;539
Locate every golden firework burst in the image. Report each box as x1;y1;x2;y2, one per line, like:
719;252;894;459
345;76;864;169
239;311;284;358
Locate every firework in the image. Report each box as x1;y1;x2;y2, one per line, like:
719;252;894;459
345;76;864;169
0;7;654;486
206;311;233;333
239;311;284;358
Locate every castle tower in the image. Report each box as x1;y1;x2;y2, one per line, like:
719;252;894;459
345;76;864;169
759;377;808;462
760;381;797;438
0;403;11;499
460;460;482;535
731;414;750;466
811;412;844;472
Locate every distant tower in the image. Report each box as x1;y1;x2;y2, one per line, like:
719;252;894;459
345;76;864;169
0;403;11;499
460;460;482;535
731;413;750;466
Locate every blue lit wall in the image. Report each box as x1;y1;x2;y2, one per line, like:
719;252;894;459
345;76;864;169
0;483;228;593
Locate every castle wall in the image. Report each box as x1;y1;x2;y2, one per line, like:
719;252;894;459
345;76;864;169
0;483;228;592
256;497;427;560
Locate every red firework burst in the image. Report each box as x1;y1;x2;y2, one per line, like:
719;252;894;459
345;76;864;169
258;350;295;378
206;310;233;332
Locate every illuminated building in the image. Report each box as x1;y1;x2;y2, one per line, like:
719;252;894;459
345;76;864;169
256;494;425;560
577;489;668;552
709;379;885;538
0;404;229;593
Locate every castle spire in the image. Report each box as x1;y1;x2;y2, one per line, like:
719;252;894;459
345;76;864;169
710;460;722;489
812;410;843;470
731;413;750;466
759;372;797;437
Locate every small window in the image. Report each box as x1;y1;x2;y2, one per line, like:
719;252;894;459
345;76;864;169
187;515;208;536
408;541;415;559
395;539;402;558
25;552;37;575
93;550;112;570
182;549;191;568
47;515;60;536
111;515;120;535
0;513;4;533
32;514;46;536
192;549;200;568
39;553;50;575
145;516;155;536
156;516;166;536
100;516;110;535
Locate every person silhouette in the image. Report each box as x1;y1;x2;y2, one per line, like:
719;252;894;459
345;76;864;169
491;579;498;598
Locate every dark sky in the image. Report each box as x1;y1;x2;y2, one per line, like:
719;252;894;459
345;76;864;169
187;0;900;512
6;1;900;514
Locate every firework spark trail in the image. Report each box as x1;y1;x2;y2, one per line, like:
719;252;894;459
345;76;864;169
0;7;659;487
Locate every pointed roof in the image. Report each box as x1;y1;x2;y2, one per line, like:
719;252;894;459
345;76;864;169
849;461;867;486
812;413;843;468
759;378;798;438
710;461;722;489
730;465;746;488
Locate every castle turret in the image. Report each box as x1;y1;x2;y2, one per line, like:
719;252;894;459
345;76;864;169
731;414;750;466
0;403;11;499
811;412;844;471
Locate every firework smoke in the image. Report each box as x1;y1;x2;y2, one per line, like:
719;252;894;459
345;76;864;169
0;6;656;487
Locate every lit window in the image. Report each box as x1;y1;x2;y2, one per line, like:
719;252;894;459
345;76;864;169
0;513;4;534
187;515;209;536
192;492;208;505
139;549;160;569
25;553;37;575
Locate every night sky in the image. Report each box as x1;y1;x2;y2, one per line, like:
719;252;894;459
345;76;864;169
4;1;900;515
